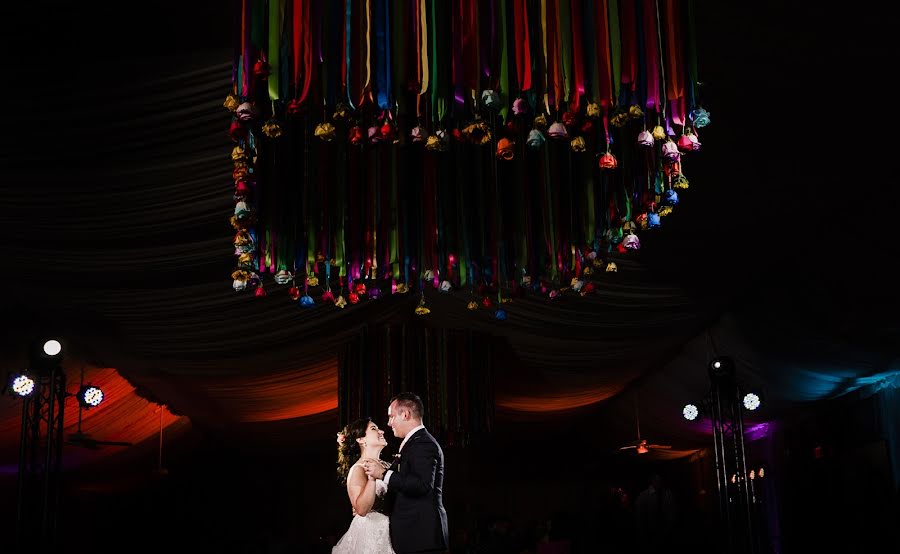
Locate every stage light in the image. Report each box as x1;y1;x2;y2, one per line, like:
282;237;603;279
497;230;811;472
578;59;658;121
708;356;734;379
43;340;62;357
758;467;765;478
9;373;36;398
749;470;756;480
743;392;761;411
77;385;104;408
683;403;699;421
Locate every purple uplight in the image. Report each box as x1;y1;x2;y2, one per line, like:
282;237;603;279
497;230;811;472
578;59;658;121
745;422;772;442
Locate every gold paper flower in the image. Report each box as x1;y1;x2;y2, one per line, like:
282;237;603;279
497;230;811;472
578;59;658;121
586;103;602;119
262;119;283;139
605;262;618;273
231;146;248;162
335;295;348;308
569;136;586;153
307;275;319;287
396;283;409;293
652;125;667;141
315;122;337;142
223;94;240;112
467;301;478;310
628;104;644;119
533;113;549;131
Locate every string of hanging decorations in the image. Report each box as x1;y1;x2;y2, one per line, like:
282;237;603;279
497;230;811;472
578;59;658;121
226;0;710;317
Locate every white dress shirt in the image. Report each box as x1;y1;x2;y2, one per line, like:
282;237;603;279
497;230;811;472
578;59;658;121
384;425;425;485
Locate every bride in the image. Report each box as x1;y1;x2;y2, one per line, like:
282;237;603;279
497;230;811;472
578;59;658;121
333;418;395;554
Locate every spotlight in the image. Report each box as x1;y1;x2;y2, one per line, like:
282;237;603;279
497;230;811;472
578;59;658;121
8;373;36;398
77;385;104;408
43;339;62;357
708;356;734;379
743;392;761;411
682;403;699;421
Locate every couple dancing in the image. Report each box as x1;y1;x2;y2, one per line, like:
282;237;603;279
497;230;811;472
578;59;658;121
333;392;449;553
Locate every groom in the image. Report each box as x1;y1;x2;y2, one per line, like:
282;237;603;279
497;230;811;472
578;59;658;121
363;392;449;553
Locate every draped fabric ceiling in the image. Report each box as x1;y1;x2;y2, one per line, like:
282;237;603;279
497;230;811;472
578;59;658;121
1;2;897;468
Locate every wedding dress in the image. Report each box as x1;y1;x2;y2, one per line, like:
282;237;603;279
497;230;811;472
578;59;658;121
332;464;395;554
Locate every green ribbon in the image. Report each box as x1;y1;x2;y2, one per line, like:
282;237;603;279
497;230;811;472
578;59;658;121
498;0;510;121
268;0;281;100
557;0;573;104
608;0;621;104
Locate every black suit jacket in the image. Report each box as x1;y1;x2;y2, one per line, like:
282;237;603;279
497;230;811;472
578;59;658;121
386;429;449;553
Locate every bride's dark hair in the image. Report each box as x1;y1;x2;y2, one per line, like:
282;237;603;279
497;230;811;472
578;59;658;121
336;417;372;484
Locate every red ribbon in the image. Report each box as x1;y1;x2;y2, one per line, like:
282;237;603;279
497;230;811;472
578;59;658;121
513;0;532;91
620;0;638;93
664;0;685;124
642;0;662;110
593;0;613;107
569;0;585;109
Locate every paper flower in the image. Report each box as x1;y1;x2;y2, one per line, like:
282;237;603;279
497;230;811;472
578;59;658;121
315;122;337;142
605;262;618;273
652;125;667;141
223;95;240;112
494;309;507;321
526;129;546;150
335;295;348;308
533;113;549;131
691;108;711;128
333;103;352;121
496;138;515;160
288;286;301;300
467;301;479;310
598;152;618;170
236;102;256;122
274;270;293;285
410;126;427;143
570;136;586;153
547;122;569;139
512;98;528;115
481;89;501;110
637;130;654;147
262;119;283;139
623;234;641;250
661;140;680;162
586;102;602;119
300;295;315;307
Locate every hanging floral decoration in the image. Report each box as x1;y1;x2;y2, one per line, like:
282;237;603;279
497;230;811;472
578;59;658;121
225;0;709;315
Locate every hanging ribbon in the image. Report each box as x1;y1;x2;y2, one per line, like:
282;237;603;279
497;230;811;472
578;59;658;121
663;0;685;125
268;0;283;101
498;0;509;120
642;0;662;110
608;0;622;105
569;0;585;110
513;0;532;91
557;0;573;106
374;0;391;110
619;0;637;96
419;0;429;96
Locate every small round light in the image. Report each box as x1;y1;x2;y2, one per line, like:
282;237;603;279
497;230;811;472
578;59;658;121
712;360;721;369
12;375;36;397
758;467;765;478
78;386;104;408
743;393;761;411
682;403;699;421
43;340;62;357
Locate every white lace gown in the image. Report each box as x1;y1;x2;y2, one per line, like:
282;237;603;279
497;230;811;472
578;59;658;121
332;465;395;554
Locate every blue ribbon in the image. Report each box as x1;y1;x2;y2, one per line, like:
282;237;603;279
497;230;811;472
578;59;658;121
374;0;392;110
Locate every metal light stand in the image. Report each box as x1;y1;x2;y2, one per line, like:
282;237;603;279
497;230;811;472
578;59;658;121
707;359;757;554
16;366;66;553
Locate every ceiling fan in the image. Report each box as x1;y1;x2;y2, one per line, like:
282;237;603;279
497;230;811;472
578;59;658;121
65;366;133;450
618;394;672;455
